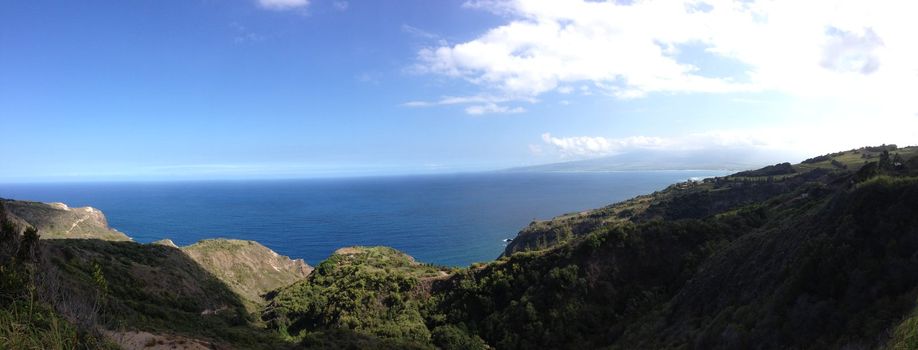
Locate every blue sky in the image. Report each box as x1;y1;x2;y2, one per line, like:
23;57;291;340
2;0;916;182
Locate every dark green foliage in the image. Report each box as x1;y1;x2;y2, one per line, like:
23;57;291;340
802;155;832;164
879;150;892;170
42;239;289;349
830;159;847;169
264;247;447;347
734;162;796;176
421;151;918;349
864;144;898;152
427;205;768;349
298;327;433;350
626;175;918;349
856;161;879;181
430;325;488;350
0;203;117;349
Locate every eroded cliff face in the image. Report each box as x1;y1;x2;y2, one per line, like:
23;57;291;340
2;199;132;241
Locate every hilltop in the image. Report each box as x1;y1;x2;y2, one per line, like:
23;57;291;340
2;199;131;241
2;144;918;349
182;239;313;308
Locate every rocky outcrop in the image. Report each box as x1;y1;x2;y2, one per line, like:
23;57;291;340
151;238;179;248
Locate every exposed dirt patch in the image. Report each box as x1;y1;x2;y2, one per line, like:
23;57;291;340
104;330;222;350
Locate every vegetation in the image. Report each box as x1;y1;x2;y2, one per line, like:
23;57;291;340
0;203;118;349
5;145;918;349
266;145;918;349
2;202;296;349
733;162;796;177
428;205;769;349
42;239;280;347
264;247;451;348
1;200;131;241
182;239;312;309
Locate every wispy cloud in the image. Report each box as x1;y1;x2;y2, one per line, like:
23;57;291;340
402;24;440;40
230;22;265;44
332;1;349;11
257;0;309;11
466;103;524;115
402;94;530;115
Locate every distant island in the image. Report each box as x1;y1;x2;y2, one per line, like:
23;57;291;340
2;144;918;349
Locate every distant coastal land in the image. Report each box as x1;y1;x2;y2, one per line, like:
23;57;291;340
3;144;918;349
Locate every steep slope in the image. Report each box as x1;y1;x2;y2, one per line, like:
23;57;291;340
0;201;313;348
618;176;918;349
261;145;918;349
1;199;131;241
428;146;918;349
504;145;916;256
1;205;122;349
182;239;313;307
40;238;293;349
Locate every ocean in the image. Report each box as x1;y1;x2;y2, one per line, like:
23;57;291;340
0;171;728;266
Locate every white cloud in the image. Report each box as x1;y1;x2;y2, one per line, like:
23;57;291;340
539;130;796;158
414;0;918;115
541;133;667;157
257;0;309;10
540;116;918;161
557;86;574;94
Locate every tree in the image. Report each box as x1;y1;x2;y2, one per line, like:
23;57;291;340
879;150;891;170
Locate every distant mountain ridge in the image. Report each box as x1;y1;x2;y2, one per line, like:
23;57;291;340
507;148;796;172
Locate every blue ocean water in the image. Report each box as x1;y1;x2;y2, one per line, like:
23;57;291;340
0;171;727;266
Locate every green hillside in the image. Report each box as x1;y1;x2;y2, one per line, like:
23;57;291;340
182;239;313;310
3;145;918;349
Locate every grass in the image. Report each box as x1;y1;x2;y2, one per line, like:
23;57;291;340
0;298;86;350
181;238;312;309
889;306;918;350
44;239;293;349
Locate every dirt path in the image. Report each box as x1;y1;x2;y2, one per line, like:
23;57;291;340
64;215;89;235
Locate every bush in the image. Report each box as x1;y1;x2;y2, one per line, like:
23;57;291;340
431;325;487;350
